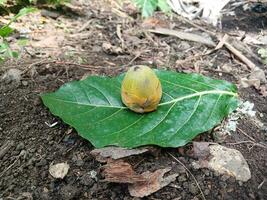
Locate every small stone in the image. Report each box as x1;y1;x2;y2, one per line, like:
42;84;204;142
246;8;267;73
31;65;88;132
178;174;187;182
33;97;41;106
21;80;28;86
80;174;94;187
1;69;22;83
16;142;24;151
204;189;210;195
208;144;251;182
188;183;198;195
49;162;69;179
72;154;84;167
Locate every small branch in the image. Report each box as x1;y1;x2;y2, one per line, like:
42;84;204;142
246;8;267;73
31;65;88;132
237;127;256;142
217;34;256;70
168;152;206;200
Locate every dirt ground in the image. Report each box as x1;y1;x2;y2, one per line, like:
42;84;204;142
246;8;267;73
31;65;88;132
0;1;267;199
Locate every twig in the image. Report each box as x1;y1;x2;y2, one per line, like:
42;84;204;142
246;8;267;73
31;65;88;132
22;59;49;74
237;127;256;142
0;140;14;159
78;19;93;32
258;179;265;189
168;152;206;200
227;141;267;149
217;34;256;70
0;150;26;178
175;15;216;37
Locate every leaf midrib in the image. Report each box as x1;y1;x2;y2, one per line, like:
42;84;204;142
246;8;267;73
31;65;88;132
43;90;237;109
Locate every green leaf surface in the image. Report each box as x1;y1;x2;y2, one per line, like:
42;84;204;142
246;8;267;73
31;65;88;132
0;26;13;37
0;7;36;38
41;70;238;148
133;0;158;17
157;0;171;13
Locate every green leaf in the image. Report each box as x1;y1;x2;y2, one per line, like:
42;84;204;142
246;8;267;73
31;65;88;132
0;7;36;38
258;48;267;64
133;0;158;18
0;0;7;5
0;26;13;37
41;70;238;148
17;39;29;46
9;7;37;25
157;0;171;13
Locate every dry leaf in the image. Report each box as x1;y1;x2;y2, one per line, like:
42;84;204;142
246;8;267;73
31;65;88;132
101;160;146;183
90;147;149;162
49;162;70;179
141;18;169;29
128;168;178;197
149;28;216;47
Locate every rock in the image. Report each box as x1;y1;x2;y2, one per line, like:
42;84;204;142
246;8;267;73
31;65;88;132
41;9;60;19
16;142;25;151
21;81;28;86
1;69;22;83
208;145;251;182
49;162;69;179
178;174;187;182
80;174;94;187
188;183;198;195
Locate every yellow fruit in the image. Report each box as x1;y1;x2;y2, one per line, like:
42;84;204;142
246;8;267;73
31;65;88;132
121;65;162;113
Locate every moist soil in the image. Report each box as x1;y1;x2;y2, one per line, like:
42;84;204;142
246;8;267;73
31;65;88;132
0;1;267;200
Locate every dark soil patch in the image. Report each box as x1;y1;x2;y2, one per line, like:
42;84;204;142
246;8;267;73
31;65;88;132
222;3;267;32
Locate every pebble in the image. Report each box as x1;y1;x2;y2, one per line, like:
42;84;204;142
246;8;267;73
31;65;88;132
80;174;94;187
188;183;198;195
1;68;22;83
204;189;210;195
36;158;47;167
178;174;187;182
208;144;251;182
21;80;28;86
16;142;25;151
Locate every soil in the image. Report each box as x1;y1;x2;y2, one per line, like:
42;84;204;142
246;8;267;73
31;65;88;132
0;1;267;200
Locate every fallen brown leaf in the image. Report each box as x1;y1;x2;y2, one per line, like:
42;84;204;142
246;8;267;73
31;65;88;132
128;167;178;197
101;160;178;197
149;28;216;47
101;160;146;183
141;17;169;29
90;146;149;162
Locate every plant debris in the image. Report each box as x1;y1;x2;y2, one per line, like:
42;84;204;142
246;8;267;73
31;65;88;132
149;28;216;47
91;147;149;163
128;168;178;197
101;160;146;183
101;160;178;197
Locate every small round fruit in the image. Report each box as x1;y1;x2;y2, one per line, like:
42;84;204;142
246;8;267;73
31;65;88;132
121;65;162;113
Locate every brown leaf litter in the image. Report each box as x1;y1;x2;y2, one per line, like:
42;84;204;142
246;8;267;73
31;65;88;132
101;160;178;197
